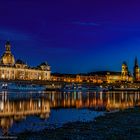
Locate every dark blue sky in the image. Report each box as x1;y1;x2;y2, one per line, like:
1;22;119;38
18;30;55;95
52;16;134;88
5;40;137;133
0;0;140;73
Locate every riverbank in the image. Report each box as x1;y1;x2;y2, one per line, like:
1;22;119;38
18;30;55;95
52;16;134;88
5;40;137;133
18;107;140;140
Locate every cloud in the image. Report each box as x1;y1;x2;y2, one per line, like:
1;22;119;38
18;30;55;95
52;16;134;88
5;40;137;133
0;28;32;42
72;21;99;26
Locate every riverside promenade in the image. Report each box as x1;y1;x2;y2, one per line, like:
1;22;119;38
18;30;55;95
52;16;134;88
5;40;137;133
1;79;140;90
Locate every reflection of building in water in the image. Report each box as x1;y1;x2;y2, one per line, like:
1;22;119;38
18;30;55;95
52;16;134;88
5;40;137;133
0;41;51;81
46;91;140;111
0;91;140;135
0;93;50;135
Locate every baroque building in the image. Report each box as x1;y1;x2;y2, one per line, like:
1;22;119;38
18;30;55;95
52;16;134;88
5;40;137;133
107;62;133;83
121;61;129;81
0;41;51;80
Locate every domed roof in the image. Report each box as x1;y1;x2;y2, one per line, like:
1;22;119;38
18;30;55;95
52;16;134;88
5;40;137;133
0;41;15;66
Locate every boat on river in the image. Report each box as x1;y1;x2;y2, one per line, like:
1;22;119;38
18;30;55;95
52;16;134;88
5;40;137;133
62;85;108;92
62;85;87;92
0;82;46;91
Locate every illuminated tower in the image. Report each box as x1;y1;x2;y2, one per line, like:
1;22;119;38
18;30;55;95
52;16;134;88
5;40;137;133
121;61;129;81
0;41;15;66
133;57;139;82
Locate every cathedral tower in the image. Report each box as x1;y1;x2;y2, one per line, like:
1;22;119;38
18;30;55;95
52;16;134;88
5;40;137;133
133;57;139;82
121;61;129;81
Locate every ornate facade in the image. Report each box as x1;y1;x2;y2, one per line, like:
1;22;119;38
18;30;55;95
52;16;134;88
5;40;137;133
0;41;51;80
106;62;133;83
121;62;129;81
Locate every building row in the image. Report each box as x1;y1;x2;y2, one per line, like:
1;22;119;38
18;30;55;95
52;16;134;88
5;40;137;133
52;59;140;83
0;42;51;81
2;41;140;83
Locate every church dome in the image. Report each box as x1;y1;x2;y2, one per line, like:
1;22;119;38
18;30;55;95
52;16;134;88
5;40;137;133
0;41;15;66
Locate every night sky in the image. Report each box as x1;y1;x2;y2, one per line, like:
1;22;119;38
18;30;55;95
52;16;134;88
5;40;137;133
0;0;140;73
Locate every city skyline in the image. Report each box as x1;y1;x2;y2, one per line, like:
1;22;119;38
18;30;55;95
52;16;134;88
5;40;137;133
1;0;140;73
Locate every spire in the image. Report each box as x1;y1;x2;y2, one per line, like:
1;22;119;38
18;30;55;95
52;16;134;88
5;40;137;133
134;57;139;81
134;57;138;67
5;41;10;45
5;41;11;52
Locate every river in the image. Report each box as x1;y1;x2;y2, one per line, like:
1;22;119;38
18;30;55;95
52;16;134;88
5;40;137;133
0;90;139;136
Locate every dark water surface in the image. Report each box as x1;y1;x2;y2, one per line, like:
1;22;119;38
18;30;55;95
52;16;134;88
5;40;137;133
0;90;139;136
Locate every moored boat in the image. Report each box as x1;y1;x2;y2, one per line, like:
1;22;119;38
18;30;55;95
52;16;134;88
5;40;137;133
62;85;87;92
62;85;108;92
0;82;46;91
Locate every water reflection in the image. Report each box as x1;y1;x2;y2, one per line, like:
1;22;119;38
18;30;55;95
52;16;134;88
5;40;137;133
45;91;140;110
0;91;140;135
0;91;50;136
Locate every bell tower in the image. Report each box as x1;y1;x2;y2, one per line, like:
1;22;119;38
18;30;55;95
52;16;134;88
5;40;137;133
133;57;139;82
121;61;129;81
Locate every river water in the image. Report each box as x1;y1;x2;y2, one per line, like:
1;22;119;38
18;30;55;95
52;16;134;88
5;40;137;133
0;90;139;136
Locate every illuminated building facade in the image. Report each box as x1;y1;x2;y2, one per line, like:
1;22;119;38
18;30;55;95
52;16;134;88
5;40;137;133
121;62;129;81
106;72;122;83
0;41;51;80
52;68;133;84
76;74;107;83
51;73;107;83
107;62;132;83
134;57;140;82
